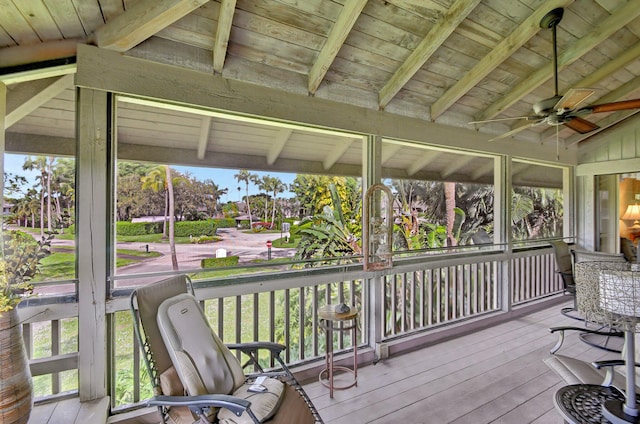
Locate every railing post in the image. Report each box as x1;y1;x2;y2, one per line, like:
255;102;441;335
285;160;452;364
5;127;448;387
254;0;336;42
367;273;385;360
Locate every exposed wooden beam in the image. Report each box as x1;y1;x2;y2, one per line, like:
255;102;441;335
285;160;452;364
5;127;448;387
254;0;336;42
407;151;440;176
441;155;474;178
477;1;640;121
430;0;575;119
213;0;236;73
381;143;402;165
308;0;368;95
378;0;481;109
196;116;212;159
5;74;73;128
76;44;578;164
91;0;209;52
266;128;292;165
323;139;354;170
0;39;82;69
471;161;494;180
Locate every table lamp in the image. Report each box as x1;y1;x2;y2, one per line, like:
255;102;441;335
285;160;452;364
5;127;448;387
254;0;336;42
622;204;640;228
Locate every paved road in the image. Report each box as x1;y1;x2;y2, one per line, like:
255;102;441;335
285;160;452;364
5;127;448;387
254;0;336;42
37;227;297;292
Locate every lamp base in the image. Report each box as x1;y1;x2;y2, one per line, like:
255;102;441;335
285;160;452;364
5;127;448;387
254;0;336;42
603;400;640;424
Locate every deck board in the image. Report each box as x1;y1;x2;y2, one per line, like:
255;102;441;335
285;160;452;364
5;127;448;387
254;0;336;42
32;300;621;423
307;301;620;423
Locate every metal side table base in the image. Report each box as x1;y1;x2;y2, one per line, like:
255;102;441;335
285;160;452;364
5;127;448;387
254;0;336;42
603;399;640;424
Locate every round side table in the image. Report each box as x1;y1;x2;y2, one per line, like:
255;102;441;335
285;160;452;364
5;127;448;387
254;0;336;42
318;304;359;398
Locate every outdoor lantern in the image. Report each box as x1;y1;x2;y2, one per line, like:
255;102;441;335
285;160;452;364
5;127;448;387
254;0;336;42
363;183;393;271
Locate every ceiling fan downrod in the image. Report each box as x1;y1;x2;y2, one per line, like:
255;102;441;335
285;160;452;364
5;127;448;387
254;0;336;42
540;8;564;97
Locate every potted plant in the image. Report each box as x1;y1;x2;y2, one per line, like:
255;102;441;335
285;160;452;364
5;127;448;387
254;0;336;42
0;230;52;424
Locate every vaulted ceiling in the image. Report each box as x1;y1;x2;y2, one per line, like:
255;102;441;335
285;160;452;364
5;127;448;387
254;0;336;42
2;0;639;187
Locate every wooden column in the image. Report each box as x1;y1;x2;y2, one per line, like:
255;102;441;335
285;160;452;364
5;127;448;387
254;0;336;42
76;87;111;401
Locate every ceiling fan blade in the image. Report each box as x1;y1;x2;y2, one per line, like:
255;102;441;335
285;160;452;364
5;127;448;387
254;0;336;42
488;120;542;141
584;98;640;114
564;116;599;134
554;88;595;111
469;116;534;125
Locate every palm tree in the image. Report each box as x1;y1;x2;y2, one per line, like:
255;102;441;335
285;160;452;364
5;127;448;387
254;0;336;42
234;170;256;227
141;166;170;238
203;180;228;217
23;156;52;236
165;165;178;270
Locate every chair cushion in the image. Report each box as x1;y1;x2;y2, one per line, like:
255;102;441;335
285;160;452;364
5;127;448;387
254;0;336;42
159;365;184;396
218;377;285;424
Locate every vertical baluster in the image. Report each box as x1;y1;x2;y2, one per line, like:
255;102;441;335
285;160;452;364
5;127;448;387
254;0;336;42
312;285;319;357
269;291;276;368
284;289;290;363
52;319;60;394
298;288;305;360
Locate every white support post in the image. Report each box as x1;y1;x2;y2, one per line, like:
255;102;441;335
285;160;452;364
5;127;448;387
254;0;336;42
496;155;512;312
76;87;110;401
363;135;385;358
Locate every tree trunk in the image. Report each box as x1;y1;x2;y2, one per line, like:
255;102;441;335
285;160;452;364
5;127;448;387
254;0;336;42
444;182;457;247
165;166;179;270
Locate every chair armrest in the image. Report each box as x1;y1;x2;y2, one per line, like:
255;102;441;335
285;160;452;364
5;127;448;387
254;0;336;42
227;341;286;356
548;326;620;354
148;394;252;418
591;359;640;387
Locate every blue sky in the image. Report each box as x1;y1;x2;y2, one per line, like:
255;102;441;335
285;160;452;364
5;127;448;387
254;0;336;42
4;154;295;202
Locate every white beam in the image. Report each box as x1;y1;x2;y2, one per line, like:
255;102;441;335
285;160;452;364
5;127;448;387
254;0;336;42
5;74;73;128
407;151;440;176
378;0;481;109
441;155;474;178
308;0;368;94
196;116;212;159
92;0;209;52
323;138;354;170
266;128;292;165
471;161;494;180
213;0;236;73
381;143;401;165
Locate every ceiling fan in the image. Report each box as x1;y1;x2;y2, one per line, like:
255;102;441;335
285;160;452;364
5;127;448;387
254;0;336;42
470;8;640;142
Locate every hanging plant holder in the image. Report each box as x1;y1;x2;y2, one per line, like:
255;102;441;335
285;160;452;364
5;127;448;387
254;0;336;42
363;184;393;271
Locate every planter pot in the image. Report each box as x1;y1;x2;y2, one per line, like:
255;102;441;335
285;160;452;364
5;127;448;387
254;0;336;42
0;309;33;424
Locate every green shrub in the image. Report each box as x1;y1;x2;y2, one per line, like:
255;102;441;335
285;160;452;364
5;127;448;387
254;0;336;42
116;221;163;236
174;220;217;237
190;235;217;244
212;218;235;228
201;256;239;268
68;224;76;235
238;220;250;229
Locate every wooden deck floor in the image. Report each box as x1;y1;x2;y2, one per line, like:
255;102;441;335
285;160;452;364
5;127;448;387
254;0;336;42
31;300;619;423
304;301;619;424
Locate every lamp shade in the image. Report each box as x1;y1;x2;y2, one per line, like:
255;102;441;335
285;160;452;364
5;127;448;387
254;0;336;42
622;204;640;224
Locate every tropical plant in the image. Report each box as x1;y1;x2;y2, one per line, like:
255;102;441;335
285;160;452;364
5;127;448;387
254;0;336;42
0;231;53;314
294;184;361;265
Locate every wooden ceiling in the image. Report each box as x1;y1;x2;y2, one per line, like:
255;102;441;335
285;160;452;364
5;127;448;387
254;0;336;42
1;0;639;187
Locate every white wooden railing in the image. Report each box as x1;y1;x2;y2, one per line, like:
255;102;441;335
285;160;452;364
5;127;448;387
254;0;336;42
17;244;564;411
